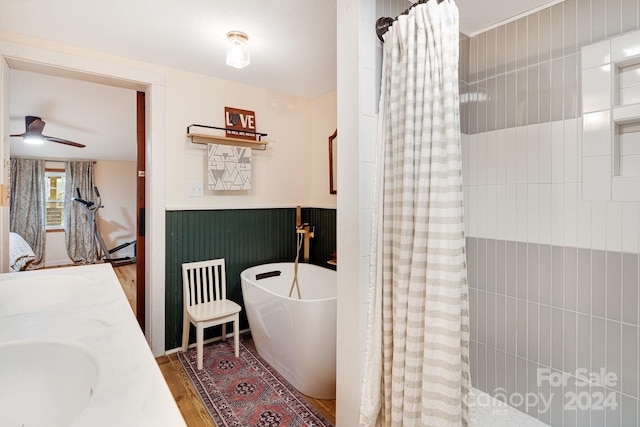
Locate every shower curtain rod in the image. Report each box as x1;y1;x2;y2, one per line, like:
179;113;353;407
376;0;446;42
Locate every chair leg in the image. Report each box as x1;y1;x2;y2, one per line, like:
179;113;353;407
233;314;239;358
221;322;227;342
181;312;190;352
196;323;204;370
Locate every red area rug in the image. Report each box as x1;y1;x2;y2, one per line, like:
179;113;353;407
177;336;334;427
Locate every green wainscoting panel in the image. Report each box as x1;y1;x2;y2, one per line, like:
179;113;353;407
303;208;337;268
165;207;336;351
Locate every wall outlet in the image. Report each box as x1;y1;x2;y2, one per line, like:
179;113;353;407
187;180;204;197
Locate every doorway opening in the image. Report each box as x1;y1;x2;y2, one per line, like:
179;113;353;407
0;46;167;355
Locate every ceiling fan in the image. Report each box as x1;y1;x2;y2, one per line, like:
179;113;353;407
10;116;86;148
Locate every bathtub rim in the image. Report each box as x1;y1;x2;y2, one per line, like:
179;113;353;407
240;262;337;303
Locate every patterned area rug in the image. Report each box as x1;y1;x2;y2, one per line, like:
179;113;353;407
177;336;334;427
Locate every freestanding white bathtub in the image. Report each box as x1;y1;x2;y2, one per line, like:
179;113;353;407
240;262;336;399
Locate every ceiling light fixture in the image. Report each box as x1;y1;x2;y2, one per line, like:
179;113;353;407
226;31;250;69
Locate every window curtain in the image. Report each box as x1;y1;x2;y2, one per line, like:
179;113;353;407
9;158;46;269
359;1;470;426
65;160;97;264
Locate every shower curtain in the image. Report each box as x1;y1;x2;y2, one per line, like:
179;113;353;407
65;160;98;264
360;1;470;426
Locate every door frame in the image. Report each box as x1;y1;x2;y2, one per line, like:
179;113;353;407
136;91;146;331
0;39;168;356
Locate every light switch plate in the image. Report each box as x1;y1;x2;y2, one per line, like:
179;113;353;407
187;180;204;197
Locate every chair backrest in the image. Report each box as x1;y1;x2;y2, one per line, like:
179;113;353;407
182;259;227;308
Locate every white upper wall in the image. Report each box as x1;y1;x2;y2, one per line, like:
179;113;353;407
164;68;313;209
2;31;336;211
310;90;338;208
94;160;137;256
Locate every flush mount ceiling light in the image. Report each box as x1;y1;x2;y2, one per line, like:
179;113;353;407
226;31;250;69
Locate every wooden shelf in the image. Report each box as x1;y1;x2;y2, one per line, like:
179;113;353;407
187;133;268;148
187;124;269;150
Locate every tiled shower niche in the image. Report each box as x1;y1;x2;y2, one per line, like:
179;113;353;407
582;29;640;201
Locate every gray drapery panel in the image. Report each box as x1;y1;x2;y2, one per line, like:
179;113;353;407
10;158;46;269
65;160;97;264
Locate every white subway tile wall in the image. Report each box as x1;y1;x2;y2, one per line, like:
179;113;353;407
462;0;640;425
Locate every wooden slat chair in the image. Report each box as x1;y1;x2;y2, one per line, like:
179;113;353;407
181;258;241;370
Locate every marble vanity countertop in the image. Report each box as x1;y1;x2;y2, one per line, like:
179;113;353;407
0;264;187;427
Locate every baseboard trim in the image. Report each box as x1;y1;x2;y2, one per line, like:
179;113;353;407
164;327;251;356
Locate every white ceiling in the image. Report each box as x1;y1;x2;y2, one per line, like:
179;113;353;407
9;70;136;162
0;0;337;100
1;0;559;161
0;1;561;100
455;0;564;36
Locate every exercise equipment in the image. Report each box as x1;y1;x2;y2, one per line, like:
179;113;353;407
72;186;136;266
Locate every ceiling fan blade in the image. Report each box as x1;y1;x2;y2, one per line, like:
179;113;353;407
10;133;26;137
43;135;86;148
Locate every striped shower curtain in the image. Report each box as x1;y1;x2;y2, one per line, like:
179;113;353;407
360;1;470;426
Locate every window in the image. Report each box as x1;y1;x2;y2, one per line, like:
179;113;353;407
45;169;65;230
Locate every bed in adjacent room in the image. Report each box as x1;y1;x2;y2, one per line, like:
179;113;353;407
9;232;36;272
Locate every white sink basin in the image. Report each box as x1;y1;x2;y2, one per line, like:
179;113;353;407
0;276;91;316
0;341;99;427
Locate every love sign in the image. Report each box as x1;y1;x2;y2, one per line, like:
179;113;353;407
225;107;257;141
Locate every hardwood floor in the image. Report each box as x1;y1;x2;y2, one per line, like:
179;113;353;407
156;337;337;426
113;263;136;315
113;263;336;426
157;353;217;427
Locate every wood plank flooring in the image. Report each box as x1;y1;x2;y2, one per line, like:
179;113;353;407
113;263;136;314
113;263;336;426
157;353;216;427
156;339;337;426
